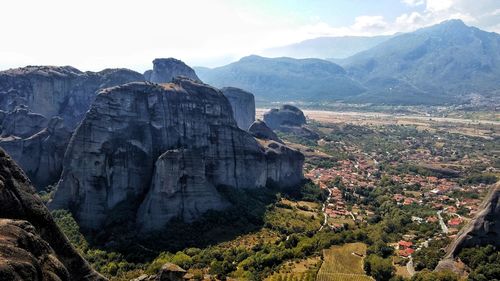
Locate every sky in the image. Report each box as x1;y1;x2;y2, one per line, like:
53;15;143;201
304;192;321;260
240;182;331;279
1;0;499;71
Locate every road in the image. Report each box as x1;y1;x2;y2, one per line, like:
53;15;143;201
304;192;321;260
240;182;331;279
406;257;416;277
319;188;332;231
437;210;449;234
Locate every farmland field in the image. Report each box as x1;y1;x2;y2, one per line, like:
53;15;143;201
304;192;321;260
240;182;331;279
316;243;373;281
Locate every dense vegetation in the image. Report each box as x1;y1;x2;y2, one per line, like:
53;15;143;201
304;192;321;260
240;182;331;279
459;245;500;281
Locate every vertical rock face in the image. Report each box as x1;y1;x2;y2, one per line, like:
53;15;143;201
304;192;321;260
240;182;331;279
0;66;144;189
0;148;106;281
0;117;72;189
147;58;201;84
50;78;303;232
221;87;256;130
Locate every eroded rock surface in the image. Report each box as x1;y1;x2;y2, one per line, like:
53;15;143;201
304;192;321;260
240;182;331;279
50;78;303;232
147;58;201;84
0;66;144;128
221;87;255;130
0;148;105;281
0;117;72;189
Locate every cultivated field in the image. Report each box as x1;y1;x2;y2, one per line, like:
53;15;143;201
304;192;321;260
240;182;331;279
316;243;373;281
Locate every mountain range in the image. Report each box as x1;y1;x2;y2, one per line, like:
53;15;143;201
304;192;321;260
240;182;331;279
197;20;500;105
259;35;392;60
195;56;366;102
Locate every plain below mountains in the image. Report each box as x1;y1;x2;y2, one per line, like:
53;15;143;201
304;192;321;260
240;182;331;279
197;20;500;105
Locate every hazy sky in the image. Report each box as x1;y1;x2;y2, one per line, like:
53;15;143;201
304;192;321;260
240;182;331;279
1;0;499;71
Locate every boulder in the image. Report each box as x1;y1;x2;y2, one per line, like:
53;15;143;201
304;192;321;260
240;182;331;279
221;87;255;130
0;148;105;280
147;58;201;84
249;120;283;144
50;78;304;232
157;262;186;281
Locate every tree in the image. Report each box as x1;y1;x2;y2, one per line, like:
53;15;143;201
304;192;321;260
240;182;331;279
364;254;395;281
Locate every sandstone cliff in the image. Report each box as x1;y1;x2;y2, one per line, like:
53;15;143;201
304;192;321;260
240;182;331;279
146;58;201;84
0;148;106;281
436;183;500;273
0;66;144;189
221;87;255;130
50;78;303;232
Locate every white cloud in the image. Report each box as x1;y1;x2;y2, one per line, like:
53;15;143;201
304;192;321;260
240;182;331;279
426;0;454;12
402;0;425;6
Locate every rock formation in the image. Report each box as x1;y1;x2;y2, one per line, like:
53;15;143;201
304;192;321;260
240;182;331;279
0;66;144;189
146;58;201;84
0;66;144;129
50;78;304;232
436;183;500;273
0;148;105;281
0;107;48;138
263;105;319;140
221;87;255;130
0;116;72;189
249;120;283;144
263;105;306;129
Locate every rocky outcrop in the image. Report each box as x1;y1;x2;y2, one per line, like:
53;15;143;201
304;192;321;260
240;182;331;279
249;120;283;144
263;105;306;129
50;78;303;232
0;116;72;189
0;66;144;189
0;148;105;281
0;66;144;129
146;58;201;84
263;105;319;140
221;87;255;130
436;183;500;273
0;107;48;138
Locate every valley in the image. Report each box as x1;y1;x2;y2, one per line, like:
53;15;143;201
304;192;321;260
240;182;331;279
0;4;499;280
48;107;499;281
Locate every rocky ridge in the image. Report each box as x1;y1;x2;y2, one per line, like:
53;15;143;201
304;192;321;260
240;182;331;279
50;78;304;232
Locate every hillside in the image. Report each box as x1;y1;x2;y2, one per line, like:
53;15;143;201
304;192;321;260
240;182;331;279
341;19;500;104
195;55;366;102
